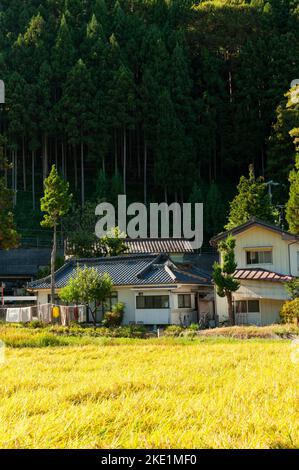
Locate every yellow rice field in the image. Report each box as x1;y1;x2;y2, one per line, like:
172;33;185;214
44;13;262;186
0;339;298;448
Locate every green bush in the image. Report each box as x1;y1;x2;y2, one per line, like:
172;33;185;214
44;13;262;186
24;320;45;329
102;302;125;327
280;298;299;324
164;325;185;337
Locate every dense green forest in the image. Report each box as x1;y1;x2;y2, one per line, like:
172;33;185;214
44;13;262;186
0;0;298;242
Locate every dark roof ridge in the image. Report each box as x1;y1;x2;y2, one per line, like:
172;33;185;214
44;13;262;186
125;237;191;241
136;253;169;279
75;253;157;263
210;217;298;245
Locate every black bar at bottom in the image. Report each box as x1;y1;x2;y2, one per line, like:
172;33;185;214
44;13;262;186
0;449;297;466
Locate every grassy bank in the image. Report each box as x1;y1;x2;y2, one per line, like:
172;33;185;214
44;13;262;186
0;323;298;348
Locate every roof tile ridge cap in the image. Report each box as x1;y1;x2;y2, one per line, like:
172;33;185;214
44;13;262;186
164;264;177;281
76;253;152;263
165;258;178;270
125;237;186;241
136;253;167;279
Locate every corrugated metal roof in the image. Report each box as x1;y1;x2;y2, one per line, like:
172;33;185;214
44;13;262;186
233;268;293;282
28;254;211;290
124;238;194;253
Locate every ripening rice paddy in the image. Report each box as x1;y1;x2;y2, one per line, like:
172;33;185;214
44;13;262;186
0;339;298;448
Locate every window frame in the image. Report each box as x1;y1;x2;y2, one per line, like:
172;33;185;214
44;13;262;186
246;249;273;265
136;295;170;309
235;299;260;314
178;294;192;308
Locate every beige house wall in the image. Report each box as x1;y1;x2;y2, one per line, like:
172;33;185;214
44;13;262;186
230;226;299;276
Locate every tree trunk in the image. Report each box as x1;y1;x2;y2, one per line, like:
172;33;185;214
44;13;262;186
89;306;96;326
22;136;26;191
32;150;35;210
144;140;147;206
164;186;168;203
64;142;67;180
43;133;48;180
228;69;233;103
14;149;17;206
55;139;58;168
11;150;14;202
261;146;265;176
180;188;184;205
4;144;7;186
61;141;65;177
114;129;118;175
81;141;85;206
50;223;57;305
226;291;235;325
137;126;141;178
213;146;217;181
74;145;78;190
123;127;126;194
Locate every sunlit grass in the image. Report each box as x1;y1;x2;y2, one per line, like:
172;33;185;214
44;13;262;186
0;340;298;448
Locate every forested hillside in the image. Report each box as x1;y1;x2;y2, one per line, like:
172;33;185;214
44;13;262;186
0;0;298;240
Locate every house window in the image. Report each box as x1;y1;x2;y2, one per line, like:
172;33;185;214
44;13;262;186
136;295;169;309
105;291;118;311
235;300;260;314
178;294;191;308
246;250;272;265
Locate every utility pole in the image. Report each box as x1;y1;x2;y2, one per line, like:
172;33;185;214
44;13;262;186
0;80;4;104
265;180;279;204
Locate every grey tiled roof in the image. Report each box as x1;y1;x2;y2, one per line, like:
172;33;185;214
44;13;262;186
124;238;194;253
28;254;211;290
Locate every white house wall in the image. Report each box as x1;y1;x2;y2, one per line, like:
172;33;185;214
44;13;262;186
37;291;49;305
34;285;206;325
133;289;172;325
116;288;136;324
215;294;228;322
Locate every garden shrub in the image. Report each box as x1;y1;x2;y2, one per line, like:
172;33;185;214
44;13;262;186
280;298;299;324
24;320;45;329
102;302;125;327
189;323;200;331
164;325;185;337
